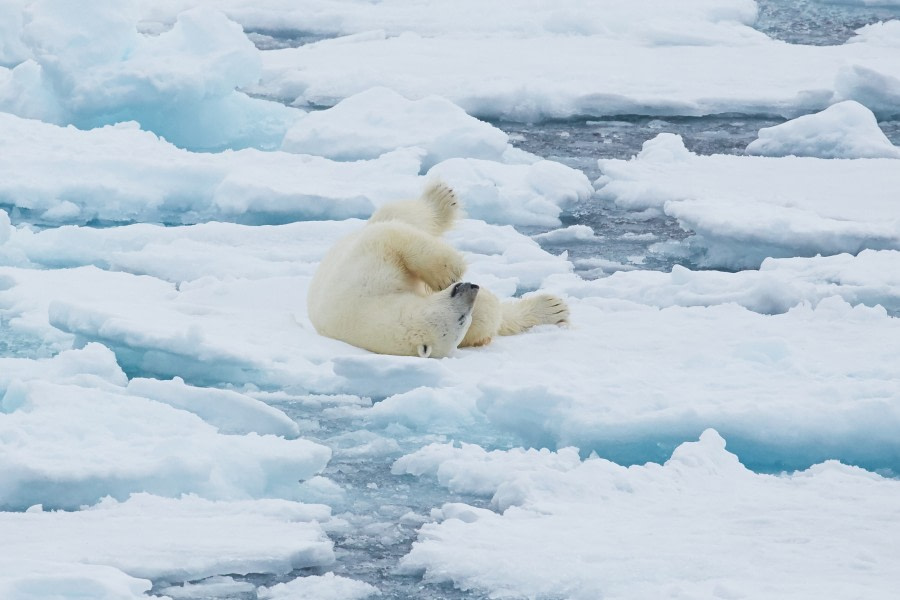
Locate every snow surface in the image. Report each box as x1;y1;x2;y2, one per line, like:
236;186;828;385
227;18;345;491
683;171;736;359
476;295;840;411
2;0;900;598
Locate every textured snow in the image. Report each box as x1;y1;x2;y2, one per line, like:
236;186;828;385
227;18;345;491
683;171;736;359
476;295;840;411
596;133;900;269
747;100;900;158
398;431;900;600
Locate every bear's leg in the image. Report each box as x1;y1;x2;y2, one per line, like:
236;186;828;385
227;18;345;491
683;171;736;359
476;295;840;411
369;180;460;236
459;291;570;347
498;293;569;336
372;222;467;292
459;288;502;347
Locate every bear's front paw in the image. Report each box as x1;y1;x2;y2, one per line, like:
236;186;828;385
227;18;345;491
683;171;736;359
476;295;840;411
424;254;466;292
524;294;570;327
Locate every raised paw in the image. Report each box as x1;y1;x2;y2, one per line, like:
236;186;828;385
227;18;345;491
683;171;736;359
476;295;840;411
421;180;460;233
421;251;467;292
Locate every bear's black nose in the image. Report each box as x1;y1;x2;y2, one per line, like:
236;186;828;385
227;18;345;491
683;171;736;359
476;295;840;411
451;282;479;297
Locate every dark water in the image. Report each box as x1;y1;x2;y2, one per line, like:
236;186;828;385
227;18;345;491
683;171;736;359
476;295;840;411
756;0;900;45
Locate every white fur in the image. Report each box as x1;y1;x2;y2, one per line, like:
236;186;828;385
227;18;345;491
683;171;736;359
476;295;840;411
307;181;569;357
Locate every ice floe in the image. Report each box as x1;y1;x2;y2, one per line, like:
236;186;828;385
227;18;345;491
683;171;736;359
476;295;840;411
257;27;900;121
1;494;334;591
747;100;900;158
397;431;900;600
596;133;900;268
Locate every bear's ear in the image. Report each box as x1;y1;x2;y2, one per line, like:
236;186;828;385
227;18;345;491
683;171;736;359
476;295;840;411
417;344;432;358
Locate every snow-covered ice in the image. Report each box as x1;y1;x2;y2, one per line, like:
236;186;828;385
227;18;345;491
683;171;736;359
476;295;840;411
257;572;379;600
2;0;900;597
0;111;586;228
397;431;900;600
747;100;900;158
281;86;523;170
1;494;335;592
596;133;900;269
256;24;900;121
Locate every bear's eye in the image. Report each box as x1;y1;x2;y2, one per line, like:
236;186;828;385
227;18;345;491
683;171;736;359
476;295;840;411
417;344;432;358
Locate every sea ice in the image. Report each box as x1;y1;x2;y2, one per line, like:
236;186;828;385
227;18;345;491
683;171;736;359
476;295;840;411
257;28;900;121
257;572;378;600
0;112;582;228
429;158;593;227
0;559;154;600
543;249;900;315
747;100;900;158
281;86;520;171
596;133;900;268
1;0;300;150
2;493;334;586
0;113;414;227
398;431;900;600
138;0;761;42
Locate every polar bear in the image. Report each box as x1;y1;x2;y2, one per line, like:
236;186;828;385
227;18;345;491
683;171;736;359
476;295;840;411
307;181;569;358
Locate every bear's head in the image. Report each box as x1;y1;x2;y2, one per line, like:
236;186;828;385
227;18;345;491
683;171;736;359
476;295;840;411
415;282;479;358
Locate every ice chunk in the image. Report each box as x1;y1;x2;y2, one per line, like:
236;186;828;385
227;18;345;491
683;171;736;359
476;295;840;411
4;1;300;150
159;576;256;599
2;493;334;583
533;225;599;243
543;250;900;315
0;377;331;510
597;133;900;268
282;87;515;171
367;387;482;433
393;442;581;499
747;101;900;158
126;377;301;438
0;112;581;229
428;158;593;227
399;432;900;600
258;27;900;121
0;343;127;393
258;572;378;600
148;0;759;42
0;560;154;600
332;355;449;399
0;209;10;245
0;113;419;227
